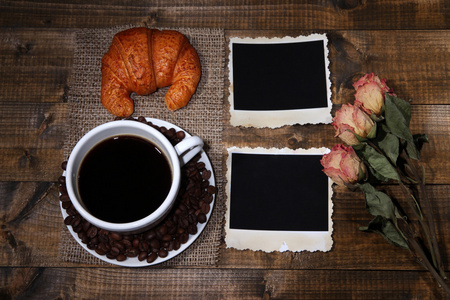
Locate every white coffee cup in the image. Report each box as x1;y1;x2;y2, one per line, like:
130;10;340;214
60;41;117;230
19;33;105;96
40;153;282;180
65;119;203;233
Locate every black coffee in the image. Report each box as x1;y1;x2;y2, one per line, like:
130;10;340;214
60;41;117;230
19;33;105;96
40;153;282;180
77;135;172;223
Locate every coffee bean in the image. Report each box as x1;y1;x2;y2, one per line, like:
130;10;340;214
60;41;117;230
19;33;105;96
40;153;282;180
179;233;189;244
188;214;197;224
77;231;86;240
179;217;189;229
122;234;133;241
59;185;67;195
113;241;125;252
197;213;207;224
106;252;117;259
122;239;132;248
82;220;91;232
99;234;109;244
149;239;160;250
165;128;176;139
97;242;109;253
110;247;120;257
158;249;168;258
81;235;90;244
126;248;139;258
162;234;172;242
73;223;83;233
147;252;158;263
203;193;213;204
95;247;107;256
116;254;127;262
173;240;181;251
138;251;148;261
59;194;70;202
87;226;98;239
176;131;185;140
202;170;211;180
140;241;149;252
62;201;71;209
60;122;216;263
61;161;67;170
143;230;156;241
64;215;73;225
71;215;81;228
207;185;216;195
187;224;198;235
201;202;210;215
90;237;99;246
157;225;168;236
109;232;123;241
58;176;66;184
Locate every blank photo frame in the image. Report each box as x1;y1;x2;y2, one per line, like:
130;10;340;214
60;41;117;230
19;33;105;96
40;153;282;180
225;147;333;252
228;34;332;128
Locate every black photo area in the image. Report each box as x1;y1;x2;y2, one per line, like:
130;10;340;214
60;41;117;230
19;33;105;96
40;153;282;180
232;40;328;111
230;153;329;231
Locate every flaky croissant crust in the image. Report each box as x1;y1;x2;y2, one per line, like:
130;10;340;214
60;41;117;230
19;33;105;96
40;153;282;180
101;27;201;117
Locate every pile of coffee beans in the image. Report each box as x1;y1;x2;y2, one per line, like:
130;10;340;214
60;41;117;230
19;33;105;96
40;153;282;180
58;117;216;263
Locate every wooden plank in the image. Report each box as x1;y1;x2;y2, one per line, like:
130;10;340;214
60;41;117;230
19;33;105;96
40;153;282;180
0;102;67;181
0;29;448;106
220;185;450;270
0;29;74;103
1;182;448;272
0;267;447;299
223;105;450;184
0;102;448;182
225;30;450;105
0;0;449;30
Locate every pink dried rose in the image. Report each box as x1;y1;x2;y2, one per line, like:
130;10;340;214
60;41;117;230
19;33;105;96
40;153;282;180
321;144;366;187
353;73;396;116
332;103;375;145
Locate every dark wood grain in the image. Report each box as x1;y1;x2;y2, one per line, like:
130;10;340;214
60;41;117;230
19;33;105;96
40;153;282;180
0;267;448;299
0;1;449;298
1;0;449;30
1;182;448;273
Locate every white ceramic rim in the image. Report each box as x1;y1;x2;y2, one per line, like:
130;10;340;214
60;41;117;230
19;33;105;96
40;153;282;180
61;117;215;267
65;120;181;233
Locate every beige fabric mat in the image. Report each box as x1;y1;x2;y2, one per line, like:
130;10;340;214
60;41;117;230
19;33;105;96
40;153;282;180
58;25;225;266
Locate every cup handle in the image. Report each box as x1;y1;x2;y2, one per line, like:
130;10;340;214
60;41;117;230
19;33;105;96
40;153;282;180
174;136;204;166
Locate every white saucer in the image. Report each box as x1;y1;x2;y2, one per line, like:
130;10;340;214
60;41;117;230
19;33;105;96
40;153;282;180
61;117;215;267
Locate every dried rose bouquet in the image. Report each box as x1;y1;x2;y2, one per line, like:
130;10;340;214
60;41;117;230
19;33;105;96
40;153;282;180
321;73;449;294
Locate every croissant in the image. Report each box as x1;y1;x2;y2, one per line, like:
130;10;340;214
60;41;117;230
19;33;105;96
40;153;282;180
101;27;201;117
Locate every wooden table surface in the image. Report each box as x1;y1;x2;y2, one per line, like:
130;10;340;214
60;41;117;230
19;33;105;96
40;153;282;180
1;1;449;299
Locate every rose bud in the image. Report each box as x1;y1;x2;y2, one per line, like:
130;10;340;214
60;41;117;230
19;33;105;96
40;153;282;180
332;103;375;145
353;72;396;116
321;144;366;187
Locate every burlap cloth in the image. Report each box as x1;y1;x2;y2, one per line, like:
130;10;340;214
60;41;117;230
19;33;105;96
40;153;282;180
58;25;225;266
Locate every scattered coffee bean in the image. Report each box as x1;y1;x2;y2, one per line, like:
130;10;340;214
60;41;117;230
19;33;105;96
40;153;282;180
147;252;158;263
109;232;122;241
138;251;148;261
158;249;168;258
59;117;216;263
197;213;207;224
116;254;127;262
